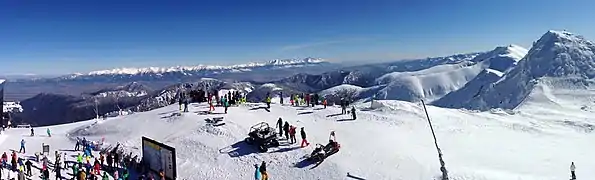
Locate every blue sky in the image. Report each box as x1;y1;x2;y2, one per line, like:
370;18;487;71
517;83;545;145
2;0;595;75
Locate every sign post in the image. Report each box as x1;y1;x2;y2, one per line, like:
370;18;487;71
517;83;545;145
142;136;177;180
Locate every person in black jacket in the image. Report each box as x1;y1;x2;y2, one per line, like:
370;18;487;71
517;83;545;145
178;91;184;110
107;153;113;170
300;127;309;147
25;159;32;176
42;168;49;180
276;118;283;137
351;106;356;120
259;161;268;180
283;122;290;140
340;99;347;114
54;164;61;180
114;153;120;168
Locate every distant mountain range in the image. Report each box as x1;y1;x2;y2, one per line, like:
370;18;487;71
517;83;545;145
2;57;335;101
53;57;330;81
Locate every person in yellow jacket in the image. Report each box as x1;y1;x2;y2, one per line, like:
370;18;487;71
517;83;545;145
79;170;86;180
265;96;271;109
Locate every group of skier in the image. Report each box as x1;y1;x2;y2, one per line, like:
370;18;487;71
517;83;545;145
276;118;309;147
340;98;357;120
29;127;52;137
288;93;327;108
207;90;245;114
254;161;268;180
1;149;52;180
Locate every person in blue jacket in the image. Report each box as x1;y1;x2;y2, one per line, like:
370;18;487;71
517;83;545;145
46;128;51;137
19;139;26;153
254;164;261;180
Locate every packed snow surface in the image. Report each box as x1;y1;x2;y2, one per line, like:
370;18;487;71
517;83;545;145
2;96;595;179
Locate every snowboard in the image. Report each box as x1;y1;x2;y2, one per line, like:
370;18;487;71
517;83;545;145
347;172;366;180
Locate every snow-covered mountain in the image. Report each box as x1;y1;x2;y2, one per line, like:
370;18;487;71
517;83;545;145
282;52;488;103
274;52;482;93
89;82;153;98
56;57;330;82
433;45;529;107
437;30;595;110
371;61;485;102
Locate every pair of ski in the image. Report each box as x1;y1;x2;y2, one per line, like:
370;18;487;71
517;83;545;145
205;117;225;126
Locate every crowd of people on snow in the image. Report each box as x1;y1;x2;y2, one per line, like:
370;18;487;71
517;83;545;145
206;90;245;114
177;85;247;114
0;134;169;180
251;116;341;180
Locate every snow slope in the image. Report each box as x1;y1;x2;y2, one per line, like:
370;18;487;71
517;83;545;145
372;61;486;102
442;30;595;110
2;95;595;179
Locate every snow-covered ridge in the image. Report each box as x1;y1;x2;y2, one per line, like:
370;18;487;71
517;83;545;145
84;57;326;76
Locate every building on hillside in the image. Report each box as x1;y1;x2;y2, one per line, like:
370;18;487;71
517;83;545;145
3;101;23;113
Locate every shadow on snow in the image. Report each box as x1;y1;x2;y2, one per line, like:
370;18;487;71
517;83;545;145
219;140;260;158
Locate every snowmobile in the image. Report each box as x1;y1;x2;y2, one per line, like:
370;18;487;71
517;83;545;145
245;122;280;152
305;140;341;162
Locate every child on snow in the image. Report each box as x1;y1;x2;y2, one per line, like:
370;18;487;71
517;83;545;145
254;164;262;180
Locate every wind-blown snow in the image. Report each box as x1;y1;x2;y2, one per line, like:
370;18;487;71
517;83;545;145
2;97;595;179
85;58;326;76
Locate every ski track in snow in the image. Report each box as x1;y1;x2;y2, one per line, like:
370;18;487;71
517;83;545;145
1;97;595;180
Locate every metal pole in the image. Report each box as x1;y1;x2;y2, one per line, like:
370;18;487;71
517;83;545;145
420;100;448;180
94;97;99;119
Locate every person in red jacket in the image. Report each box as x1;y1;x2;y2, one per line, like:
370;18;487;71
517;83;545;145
1;152;7;167
288;126;297;144
93;158;101;175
